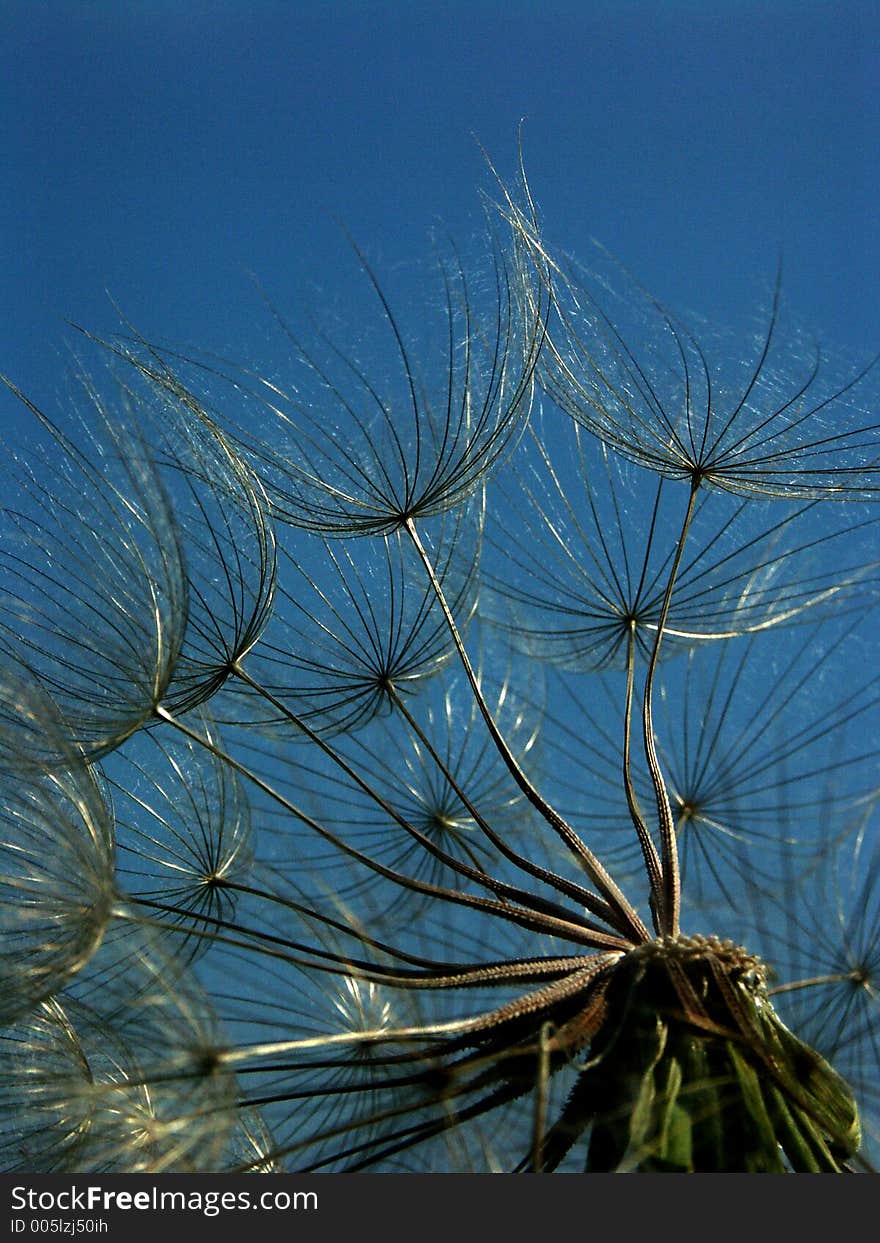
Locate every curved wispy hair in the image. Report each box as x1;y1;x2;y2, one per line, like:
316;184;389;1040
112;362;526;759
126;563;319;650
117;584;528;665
105;711;254;955
0;359;278;753
486;414;879;671
532;608;879;915
0;371;187;755
143;378;278;713
126;232;547;537
0;919;238;1172
225;1108;285;1174
242;639;544;909
503;202;880;499
0;672;116;1025
0;997;96;1171
232;498;481;737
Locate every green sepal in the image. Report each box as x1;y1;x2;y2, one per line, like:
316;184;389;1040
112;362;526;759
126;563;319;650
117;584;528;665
726;1041;787;1172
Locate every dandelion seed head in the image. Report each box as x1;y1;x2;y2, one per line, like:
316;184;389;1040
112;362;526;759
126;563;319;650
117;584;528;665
1;138;877;1174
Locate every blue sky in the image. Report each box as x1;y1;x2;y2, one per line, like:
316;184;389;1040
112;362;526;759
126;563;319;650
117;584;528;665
2;0;878;406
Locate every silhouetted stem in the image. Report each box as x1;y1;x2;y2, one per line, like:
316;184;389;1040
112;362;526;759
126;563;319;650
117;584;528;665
404;516;649;945
229;663;629;942
643;480;701;936
622;623;665;933
152;703;625;950
769;972;876;996
388;685;625;927
531;1021;554;1174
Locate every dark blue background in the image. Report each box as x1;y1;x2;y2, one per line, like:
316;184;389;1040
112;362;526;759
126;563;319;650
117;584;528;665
3;1;877;405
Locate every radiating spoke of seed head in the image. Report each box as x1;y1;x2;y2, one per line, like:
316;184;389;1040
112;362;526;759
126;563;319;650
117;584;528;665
233;500;480;737
0;672;116;1025
499;180;880;501
105;711;254;956
129;233;546;537
0;998;95;1172
249;645;544;913
20;917;241;1173
757;803;880;1167
0;372;188;755
486;416;880;673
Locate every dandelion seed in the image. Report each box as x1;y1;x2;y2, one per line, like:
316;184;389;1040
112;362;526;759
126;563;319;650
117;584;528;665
0;373;187;754
47;919;238;1172
134;235;545;537
0;673;115;1024
1;353;279;752
106;712;254;954
486;415;879;671
234;504;480;737
506;211;880;499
